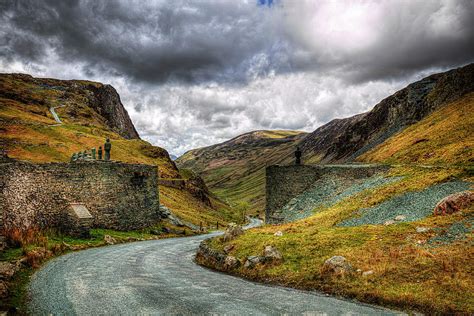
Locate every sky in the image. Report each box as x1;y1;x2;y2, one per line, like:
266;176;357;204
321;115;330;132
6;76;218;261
1;0;473;156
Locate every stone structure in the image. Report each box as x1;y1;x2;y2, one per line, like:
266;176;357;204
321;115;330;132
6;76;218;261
0;159;160;234
62;203;94;238
265;164;389;224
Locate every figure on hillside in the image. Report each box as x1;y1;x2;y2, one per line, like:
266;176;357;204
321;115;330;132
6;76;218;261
104;138;111;161
295;146;302;165
98;146;103;160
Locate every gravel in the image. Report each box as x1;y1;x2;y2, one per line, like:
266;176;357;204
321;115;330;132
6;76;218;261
339;181;472;227
428;214;474;246
280;174;402;223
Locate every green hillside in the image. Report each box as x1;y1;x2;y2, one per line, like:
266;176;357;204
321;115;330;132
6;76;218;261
177;130;307;216
0;73;237;226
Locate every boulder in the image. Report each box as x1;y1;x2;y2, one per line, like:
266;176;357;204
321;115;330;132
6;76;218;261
223;223;244;242
362;270;374;277
263;245;283;261
274;231;283;237
321;256;353;276
394;215;406;221
159;205;171;217
434;191;474;215
384;220;395;226
244;256;265;269
104;235;117;245
416;226;430;233
167;214;185;227
223;256;240;270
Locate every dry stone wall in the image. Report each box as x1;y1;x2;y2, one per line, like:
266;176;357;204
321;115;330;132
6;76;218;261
265;164;389;224
0;160;160;233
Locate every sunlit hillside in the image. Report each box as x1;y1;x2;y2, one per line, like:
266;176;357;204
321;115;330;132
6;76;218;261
0;73;238;225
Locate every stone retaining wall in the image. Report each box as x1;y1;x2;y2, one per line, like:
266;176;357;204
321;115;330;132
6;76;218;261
265;164;389;224
0;160;160;233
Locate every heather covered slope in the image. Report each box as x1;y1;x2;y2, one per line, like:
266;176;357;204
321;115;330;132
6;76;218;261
300;63;474;164
359;93;474;165
177;130;306;215
0;73;237;225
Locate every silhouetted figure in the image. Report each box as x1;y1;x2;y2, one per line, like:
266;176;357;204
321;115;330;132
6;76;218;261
295;146;302;165
98;146;103;160
104;138;112;161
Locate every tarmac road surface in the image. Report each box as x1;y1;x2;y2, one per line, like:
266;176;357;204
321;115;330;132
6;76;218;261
29;219;402;315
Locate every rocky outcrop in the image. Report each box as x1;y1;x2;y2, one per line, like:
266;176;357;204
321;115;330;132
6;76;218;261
184;174;213;207
87;84;140;139
0;73;140;140
300;63;474;162
433;191;474;215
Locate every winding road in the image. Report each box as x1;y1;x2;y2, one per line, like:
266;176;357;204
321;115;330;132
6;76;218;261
29;219;401;315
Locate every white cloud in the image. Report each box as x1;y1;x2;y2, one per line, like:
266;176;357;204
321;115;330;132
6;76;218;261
1;0;472;156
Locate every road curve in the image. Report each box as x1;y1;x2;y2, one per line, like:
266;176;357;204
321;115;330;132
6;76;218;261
29;220;401;315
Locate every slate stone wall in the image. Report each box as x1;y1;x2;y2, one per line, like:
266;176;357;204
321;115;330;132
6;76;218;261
0;160;160;233
265;164;389;224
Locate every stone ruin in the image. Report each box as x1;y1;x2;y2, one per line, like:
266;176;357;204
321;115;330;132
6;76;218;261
0;145;161;243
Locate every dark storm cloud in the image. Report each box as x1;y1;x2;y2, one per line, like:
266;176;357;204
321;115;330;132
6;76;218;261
1;0;473;155
2;0;474;85
1;0;283;84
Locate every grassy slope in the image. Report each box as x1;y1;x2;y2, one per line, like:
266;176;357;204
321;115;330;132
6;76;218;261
359;93;474;165
200;97;474;314
0;74;235;225
178;130;306;215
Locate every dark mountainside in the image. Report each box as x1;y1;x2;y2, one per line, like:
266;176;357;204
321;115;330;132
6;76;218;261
85;84;140;140
300;63;474;163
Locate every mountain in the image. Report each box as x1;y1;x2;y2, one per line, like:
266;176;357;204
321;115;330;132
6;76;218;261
0;73;237;225
300;63;474;163
177;130;306;214
178;63;474;213
195;65;474;314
